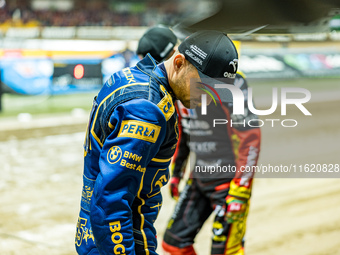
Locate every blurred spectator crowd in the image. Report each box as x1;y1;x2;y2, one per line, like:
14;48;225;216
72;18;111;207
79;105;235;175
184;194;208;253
0;2;184;29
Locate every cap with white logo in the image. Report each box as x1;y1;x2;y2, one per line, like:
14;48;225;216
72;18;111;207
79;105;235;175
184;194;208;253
178;30;239;87
137;25;177;62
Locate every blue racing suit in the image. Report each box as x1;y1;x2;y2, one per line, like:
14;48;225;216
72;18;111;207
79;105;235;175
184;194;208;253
75;54;178;255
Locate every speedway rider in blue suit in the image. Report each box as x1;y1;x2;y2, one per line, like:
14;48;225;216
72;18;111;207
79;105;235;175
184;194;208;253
75;30;239;255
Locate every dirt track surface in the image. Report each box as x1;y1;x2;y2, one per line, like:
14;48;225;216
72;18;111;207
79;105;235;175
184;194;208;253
1;94;340;254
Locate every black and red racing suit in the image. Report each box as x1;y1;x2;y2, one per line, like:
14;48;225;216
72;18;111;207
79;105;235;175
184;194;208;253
163;72;261;255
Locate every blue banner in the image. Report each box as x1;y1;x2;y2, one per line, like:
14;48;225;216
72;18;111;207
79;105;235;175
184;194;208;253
0;51;141;95
1;50;339;95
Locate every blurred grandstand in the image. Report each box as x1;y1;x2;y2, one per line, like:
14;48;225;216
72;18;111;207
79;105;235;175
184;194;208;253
0;0;191;27
0;0;338;41
0;0;340;110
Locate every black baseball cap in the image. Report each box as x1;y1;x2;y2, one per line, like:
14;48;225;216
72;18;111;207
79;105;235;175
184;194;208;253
178;30;239;87
137;25;178;62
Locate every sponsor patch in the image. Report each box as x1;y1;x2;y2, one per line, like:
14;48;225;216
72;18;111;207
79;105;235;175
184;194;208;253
223;72;236;78
122;67;136;84
107;146;123;164
118;120;161;143
158;85;175;121
123;151;142;162
147;169;169;198
81;175;95;212
75;217;95;247
109;221;126;254
185;49;203;65
229;59;238;72
190;44;207;59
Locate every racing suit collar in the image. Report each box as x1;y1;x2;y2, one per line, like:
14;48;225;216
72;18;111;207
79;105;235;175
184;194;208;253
137;53;177;101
